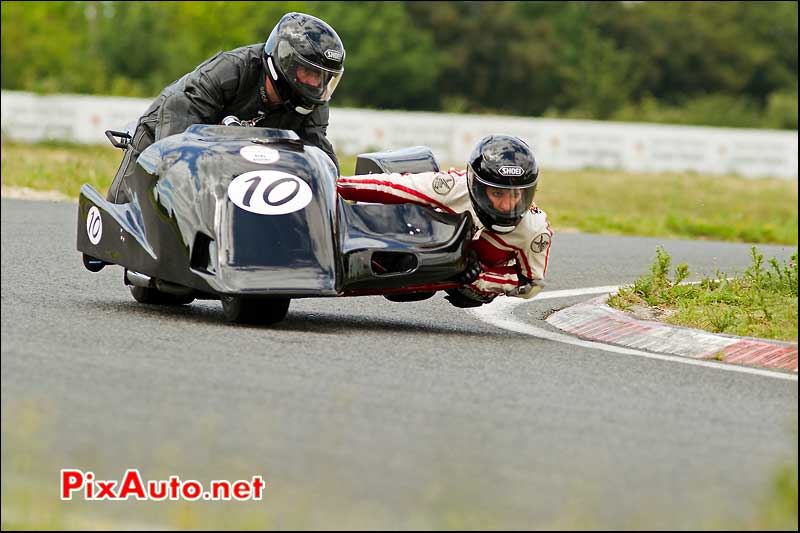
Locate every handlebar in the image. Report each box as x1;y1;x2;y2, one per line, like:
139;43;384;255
221;115;243;127
221;112;266;128
105;130;132;149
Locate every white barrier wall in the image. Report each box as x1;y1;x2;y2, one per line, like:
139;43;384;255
2;90;797;179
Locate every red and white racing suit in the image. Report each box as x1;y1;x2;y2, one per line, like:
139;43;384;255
337;169;553;299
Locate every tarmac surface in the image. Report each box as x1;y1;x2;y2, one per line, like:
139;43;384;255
2;197;797;528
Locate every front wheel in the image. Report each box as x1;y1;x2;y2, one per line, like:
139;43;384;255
221;296;290;325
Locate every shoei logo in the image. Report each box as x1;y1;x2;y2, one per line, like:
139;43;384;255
324;49;343;61
228;171;312;215
86;206;102;245
498;166;524;177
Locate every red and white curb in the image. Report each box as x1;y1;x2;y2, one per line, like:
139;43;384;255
546;295;797;372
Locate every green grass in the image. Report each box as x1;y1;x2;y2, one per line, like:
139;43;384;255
608;246;799;341
0;138;359;200
1;139;797;245
1;139;122;199
536;168;797;245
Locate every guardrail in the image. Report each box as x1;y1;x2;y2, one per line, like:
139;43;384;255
2;90;797;179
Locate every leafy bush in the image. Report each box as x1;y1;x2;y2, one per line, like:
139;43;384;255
1;1;797;129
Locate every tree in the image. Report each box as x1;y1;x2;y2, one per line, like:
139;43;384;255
308;1;442;110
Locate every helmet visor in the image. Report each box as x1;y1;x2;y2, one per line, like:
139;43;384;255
277;42;343;104
468;166;536;229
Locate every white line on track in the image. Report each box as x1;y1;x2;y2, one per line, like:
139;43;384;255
467;286;798;382
534;285;621;300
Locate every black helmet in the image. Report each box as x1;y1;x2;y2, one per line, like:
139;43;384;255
263;12;345;115
466;135;540;234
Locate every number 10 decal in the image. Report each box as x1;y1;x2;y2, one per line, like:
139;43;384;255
86;206;103;245
227;171;313;215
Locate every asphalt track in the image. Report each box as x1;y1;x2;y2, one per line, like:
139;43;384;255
2;197;797;529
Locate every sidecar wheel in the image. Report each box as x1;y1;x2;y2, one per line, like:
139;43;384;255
130;285;195;306
221;296;290;325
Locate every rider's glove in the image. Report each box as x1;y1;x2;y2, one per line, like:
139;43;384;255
457;249;482;285
445;286;496;308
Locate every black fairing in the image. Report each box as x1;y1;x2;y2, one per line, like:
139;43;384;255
77;126;470;297
355;146;440;175
338;202;472;290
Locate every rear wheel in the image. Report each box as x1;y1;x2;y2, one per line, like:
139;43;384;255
129;285;195;306
221;296;290;325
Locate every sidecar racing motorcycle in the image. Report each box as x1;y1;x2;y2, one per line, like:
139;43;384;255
77;124;474;324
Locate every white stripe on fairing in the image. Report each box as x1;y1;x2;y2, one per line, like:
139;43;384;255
467;287;797;381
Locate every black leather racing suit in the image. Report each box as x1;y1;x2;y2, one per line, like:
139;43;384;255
107;43;339;204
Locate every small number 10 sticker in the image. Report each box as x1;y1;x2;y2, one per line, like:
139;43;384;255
87;206;103;245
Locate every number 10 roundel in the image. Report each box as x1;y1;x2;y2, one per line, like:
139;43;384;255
227;171;313;215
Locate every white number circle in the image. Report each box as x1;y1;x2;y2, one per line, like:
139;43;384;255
86;206;103;245
227;170;313;215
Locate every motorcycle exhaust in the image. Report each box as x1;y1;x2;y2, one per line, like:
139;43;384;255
125;270;194;297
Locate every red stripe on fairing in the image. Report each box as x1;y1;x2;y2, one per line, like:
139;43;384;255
343;281;462;297
337;178;455;213
490;233;534;279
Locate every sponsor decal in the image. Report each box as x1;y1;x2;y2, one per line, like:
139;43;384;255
227;171;312;215
530;232;551;253
498;166;524;177
324;49;343;61
432;175;455;195
86;206;102;245
240;145;280;165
